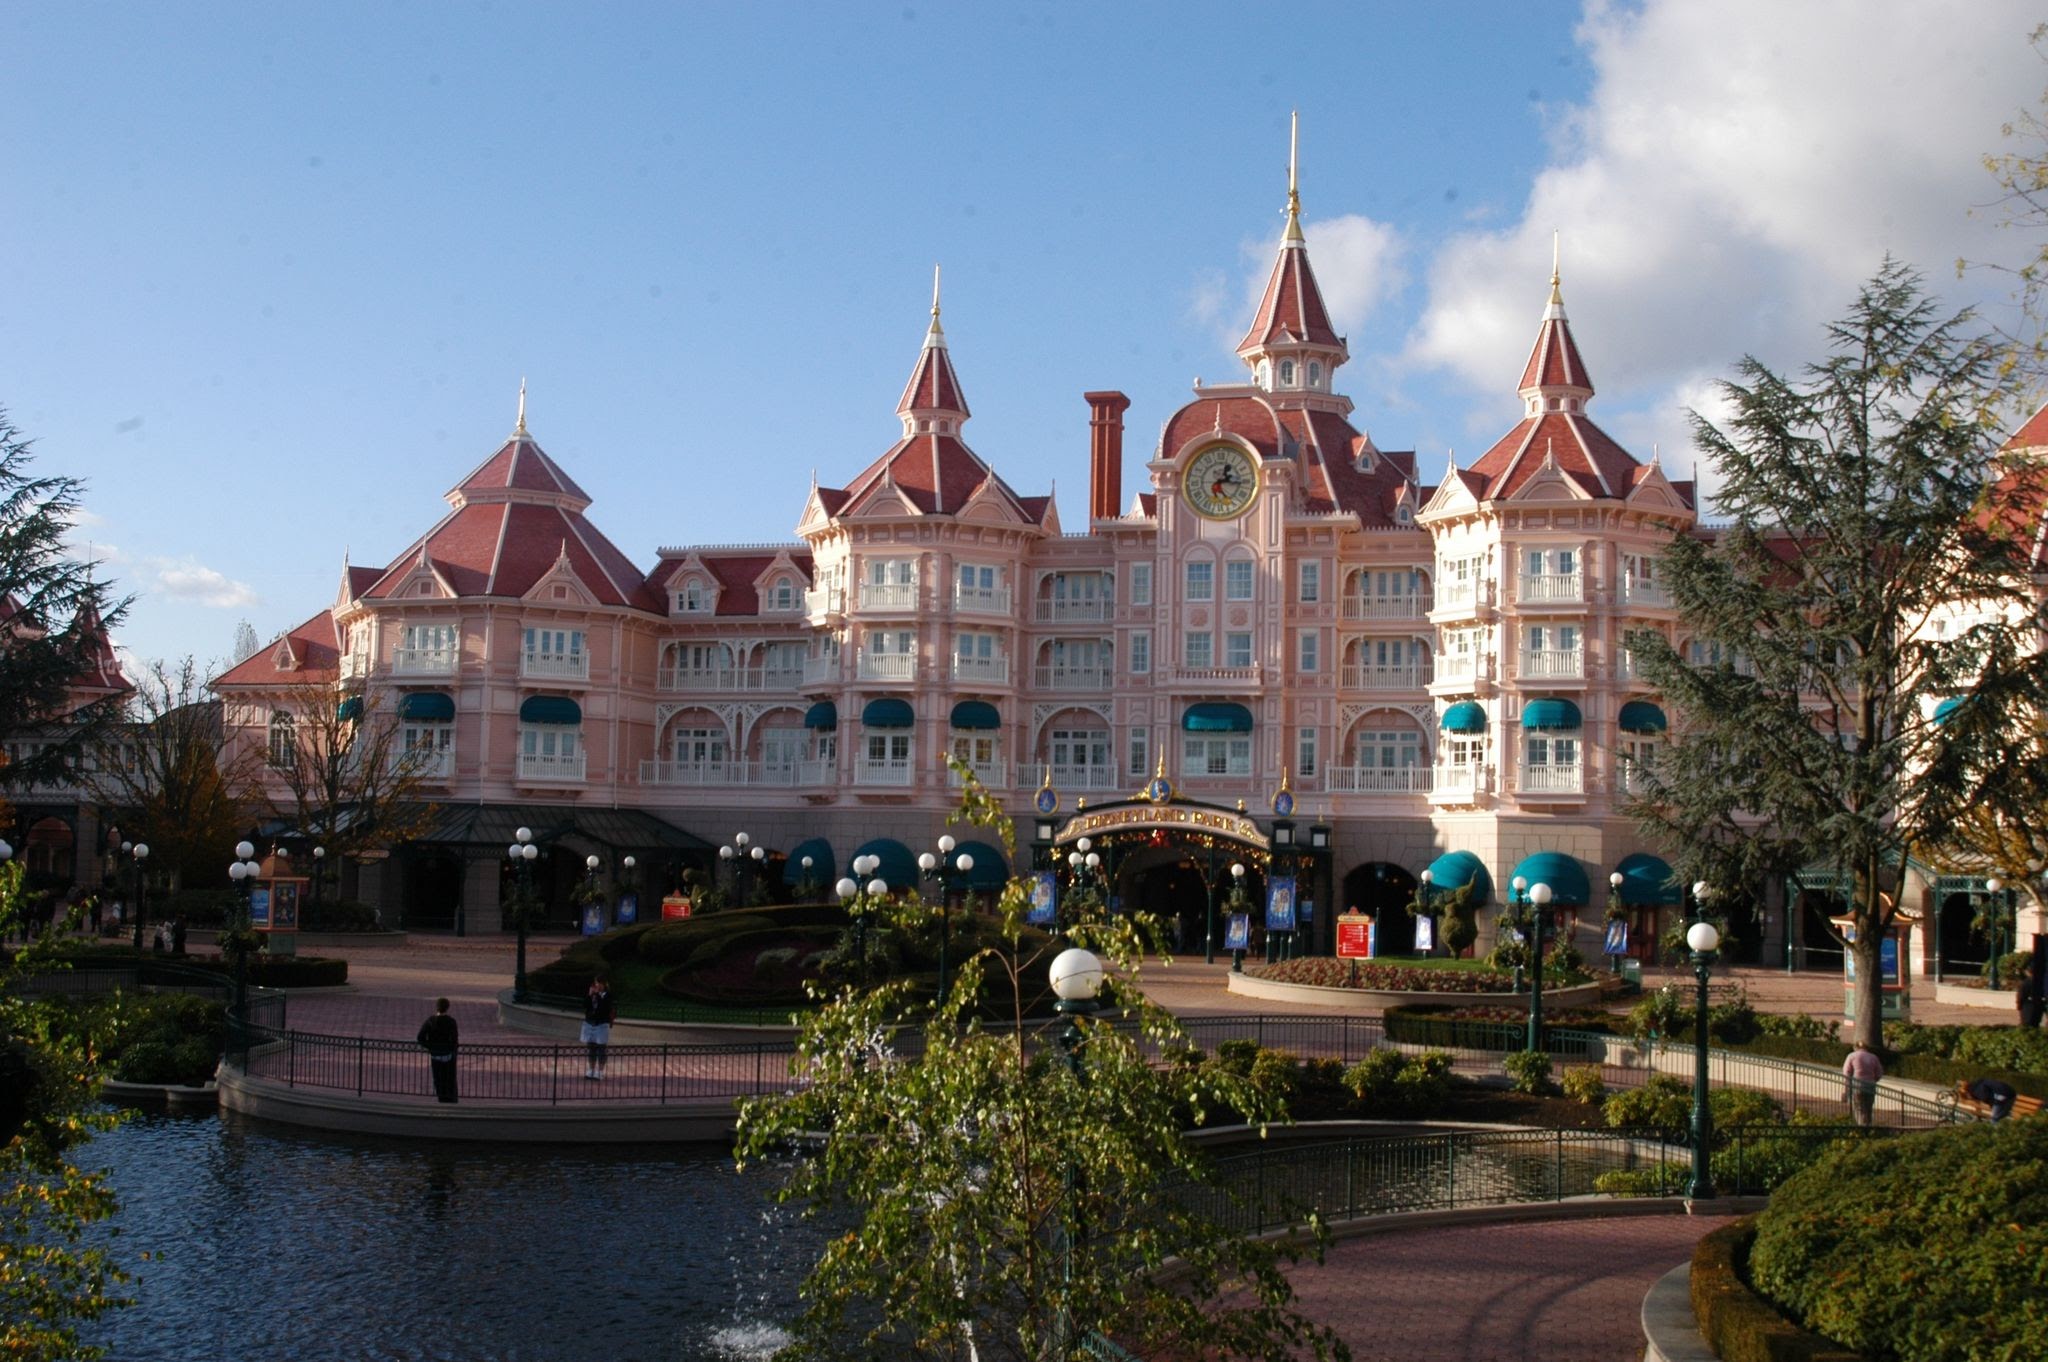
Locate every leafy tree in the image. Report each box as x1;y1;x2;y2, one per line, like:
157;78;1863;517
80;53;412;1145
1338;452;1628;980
1629;259;2048;1048
86;657;253;903
260;681;439;896
734;777;1348;1362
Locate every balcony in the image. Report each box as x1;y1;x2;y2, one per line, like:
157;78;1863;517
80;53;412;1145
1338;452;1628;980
1342;595;1429;621
796;758;837;786
1516;763;1585;797
339;651;372;681
516;751;586;783
860;581;919;611
1518;573;1584;605
955;585;1011;615
1033;666;1110;691
521;651;590;683
1171;666;1261;686
392;646;458;677
1035;598;1110;623
1342;662;1429;690
1326;765;1433;794
1048;764;1118;790
1433;581;1489;613
1621;578;1673;608
952;655;1011;684
1434;654;1483;685
1519;648;1585;681
1619;763;1654;797
857;651;918;682
1430;764;1484;801
801;657;840;686
639;759;737;786
396;748;453;780
946;759;1008;788
658;666;804;693
855;757;915;787
804;587;845;619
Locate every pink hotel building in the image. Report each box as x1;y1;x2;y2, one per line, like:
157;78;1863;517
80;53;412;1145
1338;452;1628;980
212;174;1773;962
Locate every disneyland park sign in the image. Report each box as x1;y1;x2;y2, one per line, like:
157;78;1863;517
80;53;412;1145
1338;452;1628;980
1053;800;1270;851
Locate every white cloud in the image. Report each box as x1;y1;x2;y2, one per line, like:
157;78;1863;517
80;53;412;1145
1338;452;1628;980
1297;214;1406;342
153;560;259;609
1400;0;2044;427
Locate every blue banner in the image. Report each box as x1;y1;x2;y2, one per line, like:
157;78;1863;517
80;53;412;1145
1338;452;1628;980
1026;871;1058;927
1224;913;1251;951
1297;897;1313;924
1265;876;1297;932
580;903;605;936
1603;918;1629;956
615;893;638;926
248;886;271;929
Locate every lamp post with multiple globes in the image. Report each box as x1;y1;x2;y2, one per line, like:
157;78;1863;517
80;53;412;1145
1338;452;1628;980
507;827;539;1003
721;831;767;907
1048;945;1106;1350
224;840;261;1032
1524;881;1554;1053
837;854;889;987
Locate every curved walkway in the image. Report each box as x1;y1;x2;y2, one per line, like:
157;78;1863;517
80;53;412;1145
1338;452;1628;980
1295;1212;1733;1361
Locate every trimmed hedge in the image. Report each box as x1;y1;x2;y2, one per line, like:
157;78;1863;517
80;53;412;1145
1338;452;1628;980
1751;1121;2048;1360
1382;1004;1616;1051
1691;1219;1862;1361
184;953;349;988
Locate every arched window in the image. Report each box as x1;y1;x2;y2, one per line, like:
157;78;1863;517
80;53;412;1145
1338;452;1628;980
267;711;296;769
1257;360;1271;388
1308;361;1322;388
1279;359;1296;386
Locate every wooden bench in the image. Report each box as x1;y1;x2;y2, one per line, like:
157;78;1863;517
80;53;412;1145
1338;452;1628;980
1938;1078;2045;1122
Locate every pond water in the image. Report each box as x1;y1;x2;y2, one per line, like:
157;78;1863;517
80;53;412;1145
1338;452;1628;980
78;1112;820;1362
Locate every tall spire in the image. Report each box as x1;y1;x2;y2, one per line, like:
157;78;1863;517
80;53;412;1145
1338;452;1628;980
1549;231;1562;307
1518;239;1593;410
1284;109;1304;244
897;272;970;433
1238;111;1346;382
514;378;529;436
928;264;944;343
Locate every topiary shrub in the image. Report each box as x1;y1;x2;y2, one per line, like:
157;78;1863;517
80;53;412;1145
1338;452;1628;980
1502;1049;1553;1095
1604;1073;1690;1129
1560;1064;1606;1105
1749;1120;2048;1360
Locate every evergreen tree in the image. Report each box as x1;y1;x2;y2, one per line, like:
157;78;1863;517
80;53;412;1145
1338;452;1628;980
1630;260;2048;1048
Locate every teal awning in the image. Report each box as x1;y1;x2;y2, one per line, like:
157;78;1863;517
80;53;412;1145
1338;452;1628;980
785;837;834;885
1510;852;1591;907
1440;701;1486;734
1521;698;1582;730
1183;702;1253;733
862;698;914;728
1933;696;1964;725
803;701;838;730
519;695;582;725
849;838;917;891
335;695;363;722
1617;700;1667;734
1614;852;1682;907
950;700;1001;730
953;840;1009;891
1422;850;1492;905
398;691;454;723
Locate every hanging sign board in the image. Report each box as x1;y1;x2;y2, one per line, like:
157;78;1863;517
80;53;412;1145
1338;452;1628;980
1224;913;1252;952
1337;912;1374;959
661;894;692;921
1265;877;1298;932
615;893;638;926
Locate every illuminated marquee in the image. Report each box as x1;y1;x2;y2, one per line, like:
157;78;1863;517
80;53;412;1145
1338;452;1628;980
1052;801;1271;851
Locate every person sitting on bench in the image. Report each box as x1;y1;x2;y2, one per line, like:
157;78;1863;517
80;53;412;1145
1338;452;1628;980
1969;1076;2018;1121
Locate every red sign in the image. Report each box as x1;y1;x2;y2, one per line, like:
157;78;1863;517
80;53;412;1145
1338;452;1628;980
661;894;692;921
1337;913;1374;959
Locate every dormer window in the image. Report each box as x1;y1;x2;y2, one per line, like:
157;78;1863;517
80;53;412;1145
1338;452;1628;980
1398;505;1412;524
1308;362;1322;388
768;577;798;611
919;419;930;432
677;581;711;613
1279;360;1296;386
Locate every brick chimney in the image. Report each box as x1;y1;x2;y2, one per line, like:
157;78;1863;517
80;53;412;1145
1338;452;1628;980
1084;391;1130;522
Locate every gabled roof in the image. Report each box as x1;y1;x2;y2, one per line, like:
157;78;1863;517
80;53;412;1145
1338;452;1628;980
213;609;341;688
656;550;816;617
451;433;591;505
2002;398;2048;453
897;327;970;417
1468;414;1643;502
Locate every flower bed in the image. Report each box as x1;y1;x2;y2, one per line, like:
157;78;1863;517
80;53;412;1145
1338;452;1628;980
1249;957;1523;993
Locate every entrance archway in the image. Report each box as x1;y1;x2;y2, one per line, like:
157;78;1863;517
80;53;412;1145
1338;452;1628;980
1050;795;1275;958
1938;892;1985;977
1340;862;1418;954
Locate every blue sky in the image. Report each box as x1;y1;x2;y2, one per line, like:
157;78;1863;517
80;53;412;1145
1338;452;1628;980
2;1;2042;668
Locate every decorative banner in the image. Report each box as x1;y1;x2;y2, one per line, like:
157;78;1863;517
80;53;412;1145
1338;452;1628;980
1297;897;1314;924
1603;918;1629;956
1027;871;1058;927
615;893;638;926
661;894;692;920
1224;913;1252;952
1265;876;1297;932
1055;801;1270;851
248;886;271;929
580;903;606;936
271;882;299;931
1336;913;1373;959
1414;913;1435;952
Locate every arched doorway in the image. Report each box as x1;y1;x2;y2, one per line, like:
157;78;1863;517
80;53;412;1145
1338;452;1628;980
24;815;76;891
1340;862;1419;954
1113;849;1217;955
1938;891;1986;977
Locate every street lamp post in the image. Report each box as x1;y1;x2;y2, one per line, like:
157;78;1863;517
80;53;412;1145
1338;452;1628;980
1228;862;1247;972
1525;881;1554;1052
1986;876;2008;990
225;840;259;1038
1203;847;1219;965
1685;919;1722;1199
1049;945;1106;1352
1607;871;1625;975
1509;876;1529;993
508;826;538;1003
129;841;152;951
312;845;326;910
1418;869;1434;958
838;854;888;988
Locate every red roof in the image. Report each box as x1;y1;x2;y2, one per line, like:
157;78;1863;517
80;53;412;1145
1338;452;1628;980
1518;309;1594;394
897;333;970;417
1239;241;1343;354
1159;394;1415;528
452;435;591;503
659;551;816;617
1467;412;1642;501
2003;399;2048;452
213;609;341;688
71;600;129;694
346;565;383;598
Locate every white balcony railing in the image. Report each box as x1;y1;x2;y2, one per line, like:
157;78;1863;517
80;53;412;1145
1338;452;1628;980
1518;573;1584;605
1434;653;1481;684
1342;595;1429;620
1435;582;1481;611
947;759;1008;788
1621;578;1672;608
952;655;1011;684
517;751;587;782
1519;649;1585;681
856;757;915;787
857;651;918;682
391;647;458;676
801;657;840;685
1172;666;1261;685
1619;763;1653;797
1048;764;1118;789
1326;765;1433;793
1431;764;1483;799
521;651;590;682
639;759;737;786
1517;763;1584;795
661;666;805;692
860;581;919;611
796;758;837;785
1342;663;1429;690
804;587;845;617
396;749;453;779
1035;598;1110;623
1033;666;1110;690
955;585;1011;615
339;651;372;681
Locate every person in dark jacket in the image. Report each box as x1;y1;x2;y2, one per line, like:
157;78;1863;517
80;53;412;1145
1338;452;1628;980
418;998;459;1104
1969;1076;2018;1121
582;976;616;1080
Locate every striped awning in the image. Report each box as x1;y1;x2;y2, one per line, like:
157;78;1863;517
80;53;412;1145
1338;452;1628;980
862;698;915;728
335;695;363;722
950;700;1001;730
1933;696;1965;726
803;701;838;730
1614;852;1681;907
1510;851;1591;906
1423;850;1492;905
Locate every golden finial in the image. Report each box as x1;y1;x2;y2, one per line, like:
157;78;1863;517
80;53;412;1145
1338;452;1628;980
928;263;944;338
1279;765;1293;793
1549;231;1562;307
1076;797;1087;811
1236;797;1247;813
1283;110;1304;244
1154;750;1167;780
1039;763;1052;791
515;377;528;436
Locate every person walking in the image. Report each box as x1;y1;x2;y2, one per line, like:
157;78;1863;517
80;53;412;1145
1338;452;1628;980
1842;1040;1884;1127
417;998;460;1104
582;976;616;1080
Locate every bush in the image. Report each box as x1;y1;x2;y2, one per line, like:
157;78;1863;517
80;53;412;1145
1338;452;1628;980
1503;1049;1553;1095
1690;1219;1859;1362
1593;1165;1683;1198
1626;985;1691;1041
1340;1048;1452;1118
302;898;382;932
1750;1121;2048;1360
91;993;226;1087
1560;1064;1606;1105
1605;1074;1691;1129
1991;951;2033;984
1758;1012;1839;1042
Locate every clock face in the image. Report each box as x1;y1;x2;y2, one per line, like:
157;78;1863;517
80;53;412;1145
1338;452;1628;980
1184;444;1258;520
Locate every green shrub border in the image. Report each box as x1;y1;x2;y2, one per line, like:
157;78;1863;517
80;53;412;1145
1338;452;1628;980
1731;1034;2048;1099
1691;1219;1862;1362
